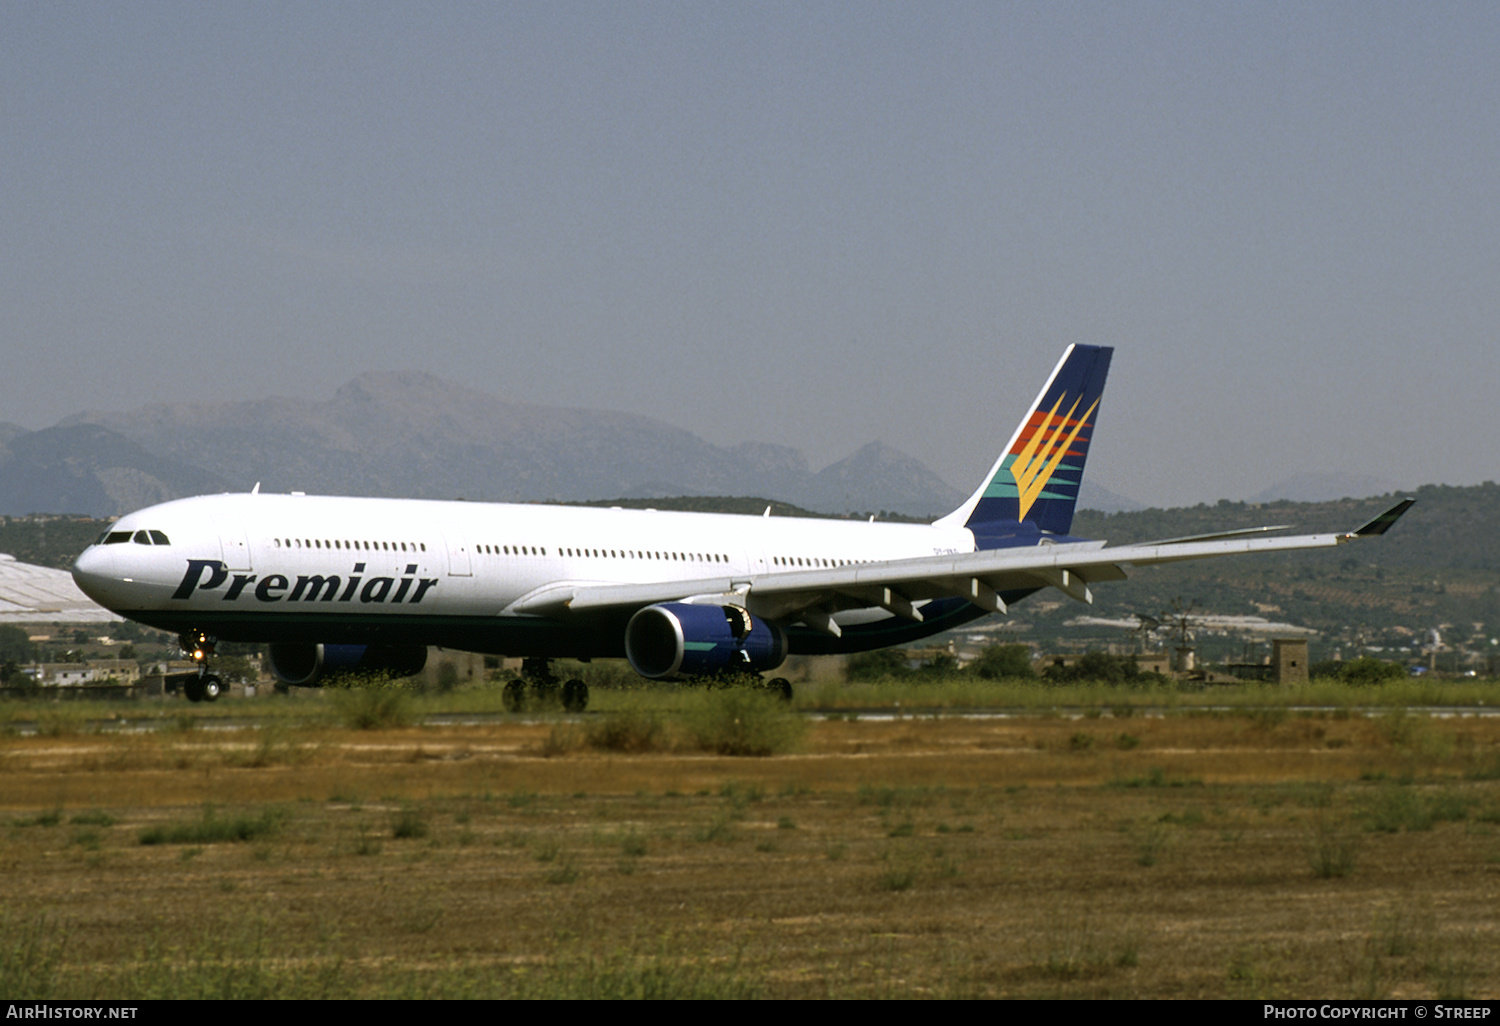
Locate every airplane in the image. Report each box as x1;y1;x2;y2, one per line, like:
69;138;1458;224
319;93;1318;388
70;345;1413;705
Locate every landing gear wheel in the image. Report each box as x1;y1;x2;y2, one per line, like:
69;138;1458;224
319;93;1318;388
768;677;793;701
502;679;526;713
519;656;563;708
562;678;589;713
177;629;220;703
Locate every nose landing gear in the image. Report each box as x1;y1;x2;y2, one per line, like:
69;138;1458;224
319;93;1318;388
178;629;223;703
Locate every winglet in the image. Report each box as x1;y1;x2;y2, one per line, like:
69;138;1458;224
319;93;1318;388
1347;498;1416;539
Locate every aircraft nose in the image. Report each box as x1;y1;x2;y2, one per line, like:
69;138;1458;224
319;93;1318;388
71;545;120;605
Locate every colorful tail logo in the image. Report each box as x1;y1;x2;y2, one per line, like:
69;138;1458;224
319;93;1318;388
1008;393;1101;523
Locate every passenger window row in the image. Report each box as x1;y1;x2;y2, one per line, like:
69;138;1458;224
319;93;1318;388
272;538;427;553
772;556;862;568
98;528;849;572
474;545;728;563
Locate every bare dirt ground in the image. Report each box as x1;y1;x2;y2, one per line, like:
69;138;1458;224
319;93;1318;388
4;709;1499;998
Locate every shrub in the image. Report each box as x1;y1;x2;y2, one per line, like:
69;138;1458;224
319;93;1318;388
0;915;68;997
139;807;284;846
391;808;429;839
1337;657;1407;687
585;703;665;753
330;681;417;730
1307;814;1360;878
541;724;584;757
1361;783;1472;833
682;689;807;756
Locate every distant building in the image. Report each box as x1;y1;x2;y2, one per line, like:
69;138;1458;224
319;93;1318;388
1196;638;1311;684
24;659;141;687
1272;639;1309;684
1038;651;1171;675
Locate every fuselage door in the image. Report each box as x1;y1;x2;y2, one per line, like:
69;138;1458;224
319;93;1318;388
442;531;472;577
211;511;254;573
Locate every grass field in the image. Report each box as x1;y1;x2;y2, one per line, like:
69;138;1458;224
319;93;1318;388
4;681;1500;998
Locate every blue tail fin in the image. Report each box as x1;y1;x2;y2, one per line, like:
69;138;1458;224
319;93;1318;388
936;345;1112;543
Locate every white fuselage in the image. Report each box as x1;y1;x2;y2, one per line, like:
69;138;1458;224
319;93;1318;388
72;492;979;657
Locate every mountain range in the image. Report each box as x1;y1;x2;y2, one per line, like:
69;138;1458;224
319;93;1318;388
2;372;970;518
2;372;1415;520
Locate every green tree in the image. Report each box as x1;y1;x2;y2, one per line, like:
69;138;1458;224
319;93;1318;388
919;652;959;677
1043;650;1168;687
845;648;911;682
0;625;36;664
969;643;1035;680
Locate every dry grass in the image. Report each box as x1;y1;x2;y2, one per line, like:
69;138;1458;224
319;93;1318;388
3;705;1500;998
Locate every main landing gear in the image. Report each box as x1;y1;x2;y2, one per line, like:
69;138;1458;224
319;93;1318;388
503;657;589;713
178;629;223;703
703;674;794;701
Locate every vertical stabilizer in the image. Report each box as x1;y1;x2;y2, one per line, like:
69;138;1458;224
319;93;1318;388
935;345;1112;541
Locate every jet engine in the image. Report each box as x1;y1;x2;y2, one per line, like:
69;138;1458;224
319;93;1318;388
266;643;428;687
624;602;787;679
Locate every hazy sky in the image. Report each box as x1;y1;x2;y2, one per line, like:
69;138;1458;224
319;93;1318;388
4;2;1496;507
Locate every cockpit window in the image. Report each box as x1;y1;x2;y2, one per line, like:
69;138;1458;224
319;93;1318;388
111;529;171;545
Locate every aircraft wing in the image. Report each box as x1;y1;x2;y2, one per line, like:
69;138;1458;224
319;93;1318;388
509;499;1415;637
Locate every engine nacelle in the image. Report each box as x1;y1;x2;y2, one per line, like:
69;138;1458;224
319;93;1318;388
625;603;787;679
265;643;428;687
